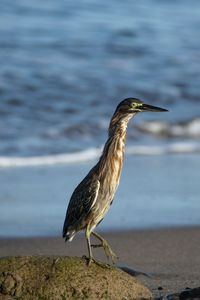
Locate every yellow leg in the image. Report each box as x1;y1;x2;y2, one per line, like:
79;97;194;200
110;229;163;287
84;226;111;268
85;225;93;266
91;231;118;264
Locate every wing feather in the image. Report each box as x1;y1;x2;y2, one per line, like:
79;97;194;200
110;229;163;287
63;174;100;237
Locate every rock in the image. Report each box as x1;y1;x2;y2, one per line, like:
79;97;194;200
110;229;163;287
0;256;152;300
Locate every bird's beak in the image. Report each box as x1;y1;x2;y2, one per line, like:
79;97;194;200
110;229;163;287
142;103;168;112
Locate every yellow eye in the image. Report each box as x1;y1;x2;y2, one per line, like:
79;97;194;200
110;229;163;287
132;102;142;108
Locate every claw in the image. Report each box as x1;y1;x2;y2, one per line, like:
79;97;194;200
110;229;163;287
82;255;111;268
92;242;118;264
82;255;93;266
103;241;118;264
91;231;118;265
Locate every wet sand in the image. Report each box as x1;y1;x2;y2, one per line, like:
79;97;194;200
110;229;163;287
0;226;199;298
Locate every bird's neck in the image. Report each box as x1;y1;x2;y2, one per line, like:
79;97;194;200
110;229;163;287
108;111;134;138
98;111;135;180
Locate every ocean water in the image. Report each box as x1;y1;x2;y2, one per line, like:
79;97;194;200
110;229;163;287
0;0;200;166
0;155;200;237
0;1;200;236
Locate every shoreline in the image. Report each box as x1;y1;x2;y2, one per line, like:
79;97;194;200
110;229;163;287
1;226;200;298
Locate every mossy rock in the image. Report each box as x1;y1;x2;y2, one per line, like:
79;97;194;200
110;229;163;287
0;256;152;300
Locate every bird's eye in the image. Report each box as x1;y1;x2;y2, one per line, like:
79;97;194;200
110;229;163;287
132;102;142;109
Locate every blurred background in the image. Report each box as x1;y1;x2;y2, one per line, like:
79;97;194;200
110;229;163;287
1;0;200;158
0;0;200;237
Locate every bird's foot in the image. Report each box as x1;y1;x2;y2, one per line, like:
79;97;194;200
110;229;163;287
103;242;118;265
82;255;112;269
82;255;93;266
91;241;118;265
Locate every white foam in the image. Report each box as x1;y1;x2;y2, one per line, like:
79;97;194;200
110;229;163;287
0;148;101;168
137;118;200;138
127;142;200;155
0;142;200;168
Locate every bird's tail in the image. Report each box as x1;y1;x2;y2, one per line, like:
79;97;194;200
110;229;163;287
62;228;75;242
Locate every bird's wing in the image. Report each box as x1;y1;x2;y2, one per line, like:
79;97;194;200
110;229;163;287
63;175;100;234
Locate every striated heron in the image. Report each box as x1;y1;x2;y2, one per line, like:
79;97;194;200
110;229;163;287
63;98;168;265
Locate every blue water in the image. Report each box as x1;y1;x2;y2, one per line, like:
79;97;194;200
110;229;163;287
0;155;200;237
0;0;200;159
1;1;200;236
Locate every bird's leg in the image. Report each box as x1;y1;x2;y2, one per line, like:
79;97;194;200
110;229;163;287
91;231;118;264
84;226;111;268
85;226;93;266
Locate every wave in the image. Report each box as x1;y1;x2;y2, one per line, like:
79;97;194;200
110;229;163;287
0;142;200;168
0;148;100;168
136;118;200;138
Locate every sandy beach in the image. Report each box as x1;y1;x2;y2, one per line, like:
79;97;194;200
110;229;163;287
1;226;200;298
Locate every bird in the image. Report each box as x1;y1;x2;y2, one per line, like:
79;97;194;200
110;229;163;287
63;98;168;265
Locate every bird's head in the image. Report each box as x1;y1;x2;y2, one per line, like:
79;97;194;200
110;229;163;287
115;98;168;114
